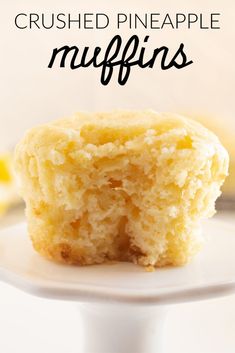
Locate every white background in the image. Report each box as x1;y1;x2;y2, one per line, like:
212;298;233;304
0;280;235;353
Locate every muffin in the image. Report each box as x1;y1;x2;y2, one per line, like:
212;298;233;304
190;114;235;198
14;110;229;267
0;152;20;216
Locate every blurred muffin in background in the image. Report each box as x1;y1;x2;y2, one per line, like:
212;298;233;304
186;114;235;204
0;152;21;217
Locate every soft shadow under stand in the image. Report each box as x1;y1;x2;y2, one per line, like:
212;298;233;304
0;220;235;353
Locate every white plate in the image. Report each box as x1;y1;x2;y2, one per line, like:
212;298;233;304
0;219;235;305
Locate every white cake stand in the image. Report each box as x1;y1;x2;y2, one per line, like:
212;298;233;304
0;219;235;353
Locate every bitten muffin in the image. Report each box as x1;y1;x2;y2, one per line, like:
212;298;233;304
191;114;235;197
14;111;229;267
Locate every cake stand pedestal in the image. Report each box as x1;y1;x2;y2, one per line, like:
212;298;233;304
0;220;235;353
79;304;167;353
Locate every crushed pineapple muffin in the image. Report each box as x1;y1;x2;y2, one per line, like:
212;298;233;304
0;153;20;216
14;111;229;267
189;114;235;197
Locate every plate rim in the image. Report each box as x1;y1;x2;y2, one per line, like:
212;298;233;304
0;220;235;305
